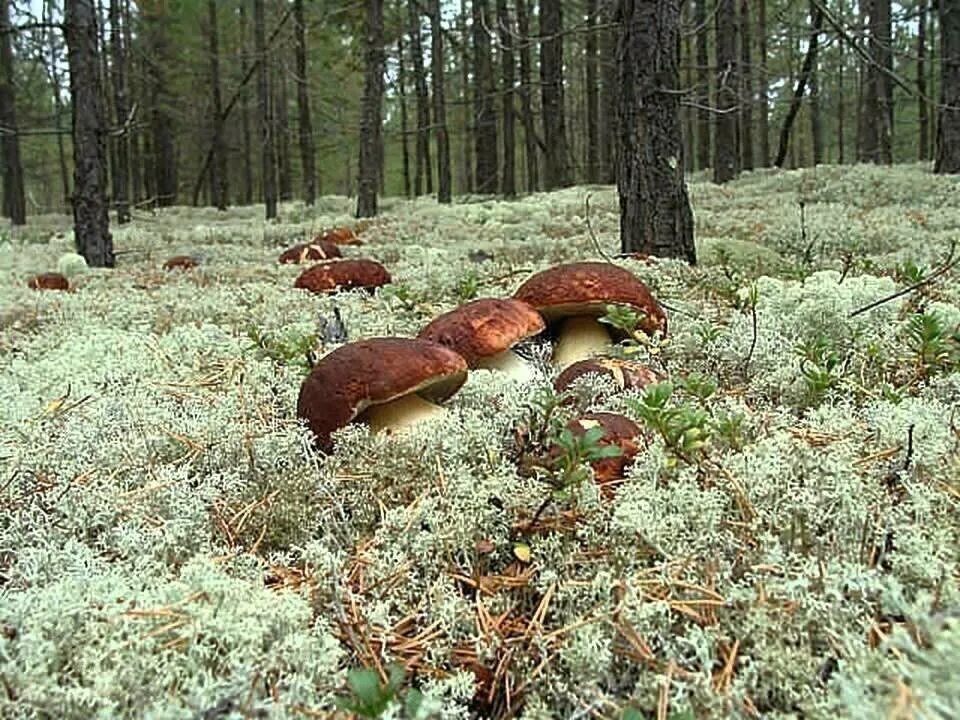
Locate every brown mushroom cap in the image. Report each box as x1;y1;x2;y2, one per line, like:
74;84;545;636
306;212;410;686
27;272;70;291
417;298;545;366
293;258;391;294
163;255;197;271
554;357;662;396
297;337;468;451
513;262;666;335
279;241;342;264
321;227;363;246
565;412;644;486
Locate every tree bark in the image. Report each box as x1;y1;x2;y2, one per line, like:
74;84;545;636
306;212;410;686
276;64;293;202
837;0;846;163
756;0;769;165
739;0;754;171
473;0;499;193
936;0;960;173
430;0;452;202
540;0;571;188
585;0;600;182
408;0;432;196
357;0;384;216
918;0;930;161
516;0;540;191
397;33;412;198
65;0;113;266
0;0;26;225
694;0;710;171
774;5;824;168
255;0;277;218
808;0;824;165
107;0;130;222
599;0;617;182
294;0;316;205
615;0;695;263
145;3;176;206
861;0;893;162
240;3;254;205
498;0;517;196
207;0;227;210
713;0;738;183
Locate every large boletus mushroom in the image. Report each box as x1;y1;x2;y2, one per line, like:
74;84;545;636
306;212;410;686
564;412;644;489
27;272;70;291
163;255;198;271
417;298;545;381
513;262;666;368
293;258;390;294
278;241;342;264
297;337;468;451
554;357;661;397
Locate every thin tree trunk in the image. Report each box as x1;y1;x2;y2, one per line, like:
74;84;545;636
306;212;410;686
876;0;893;162
836;0;846;163
207;0;227;210
357;0;384;216
108;0;130;222
713;0;738;183
240;3;254;205
276;66;293;202
294;0;316;205
516;0;540;190
756;0;769;165
146;4;176;206
408;0;432;196
540;0;570;188
0;0;26;224
431;0;453;202
599;0;617;182
473;0;499;193
397;33;411;198
683;2;695;172
255;0;277;218
694;0;710;170
740;0;754;171
615;0;695;263
918;0;930;161
936;0;960;173
44;0;71;207
585;0;600;182
808;0;824;165
774;5;824;167
498;0;517;195
460;0;473;194
65;0;113;266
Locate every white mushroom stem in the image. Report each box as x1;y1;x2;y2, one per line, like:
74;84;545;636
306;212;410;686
551;317;615;368
474;349;537;382
362;393;447;436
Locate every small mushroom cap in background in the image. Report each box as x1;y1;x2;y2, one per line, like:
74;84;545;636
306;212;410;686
297;337;468;451
293;258;391;294
513;261;667;336
554;357;662;396
27;272;70;291
321;227;363;246
564;412;644;487
163;255;198;271
278;241;342;264
417;298;545;366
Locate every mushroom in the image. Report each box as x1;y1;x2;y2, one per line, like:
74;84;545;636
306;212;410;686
554;357;661;398
417;298;545;381
562;412;644;489
513;262;666;368
163;255;198;271
297;337;468;451
27;272;70;291
278;241;342;264
321;227;363;246
293;258;390;294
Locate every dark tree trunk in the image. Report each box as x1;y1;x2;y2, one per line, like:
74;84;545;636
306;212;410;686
599;0;617;183
936;0;960;173
918;0;930;161
276;65;293;202
0;0;25;225
694;0;710;171
756;0;769;165
516;0;540;191
837;0;846;163
397;34;412;198
431;0;452;202
774;5;824;167
294;0;316;205
473;0;499;193
615;0;695;263
357;0;384;216
207;0;227;210
808;0;823;165
239;3;254;205
408;0;432;196
498;0;517;196
713;0;738;183
682;2;695;172
585;0;600;183
65;0;113;266
540;0;571;188
876;0;893;163
146;5;176;206
739;0;754;171
255;0;277;218
861;0;893;162
108;0;130;222
460;0;473;195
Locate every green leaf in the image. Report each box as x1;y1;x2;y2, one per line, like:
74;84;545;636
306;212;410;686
347;668;385;706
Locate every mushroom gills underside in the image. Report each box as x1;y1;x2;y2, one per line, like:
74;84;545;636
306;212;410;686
551;317;615;368
361;393;448;436
473;349;538;382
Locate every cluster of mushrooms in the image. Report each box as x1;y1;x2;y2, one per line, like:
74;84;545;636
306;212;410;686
288;228;667;489
27;248;207;292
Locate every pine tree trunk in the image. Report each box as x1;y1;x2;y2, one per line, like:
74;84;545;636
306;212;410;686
0;0;26;225
431;0;453;202
357;0;384;216
774;5;824;167
207;0;227;210
255;0;277;218
408;1;432;196
540;0;571;188
683;4;696;172
473;0;499;193
876;0;893;162
615;0;695;263
45;0;72;207
836;0;846;163
599;0;617;182
713;0;738;183
918;0;930;161
65;0;113;266
147;5;176;206
276;66;292;202
294;0;316;205
585;0;600;183
398;34;412;198
756;0;769;165
516;0;541;191
108;0;130;222
460;0;473;194
936;0;960;173
808;0;823;165
694;0;710;171
498;0;517;196
739;0;754;171
240;4;254;205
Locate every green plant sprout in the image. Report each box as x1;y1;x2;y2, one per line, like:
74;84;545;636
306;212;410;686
795;334;843;404
905;312;960;377
335;664;426;719
245;325;320;373
626;382;709;464
455;269;481;301
599;304;664;357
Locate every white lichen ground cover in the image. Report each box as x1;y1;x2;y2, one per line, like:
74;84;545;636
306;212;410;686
0;164;958;719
